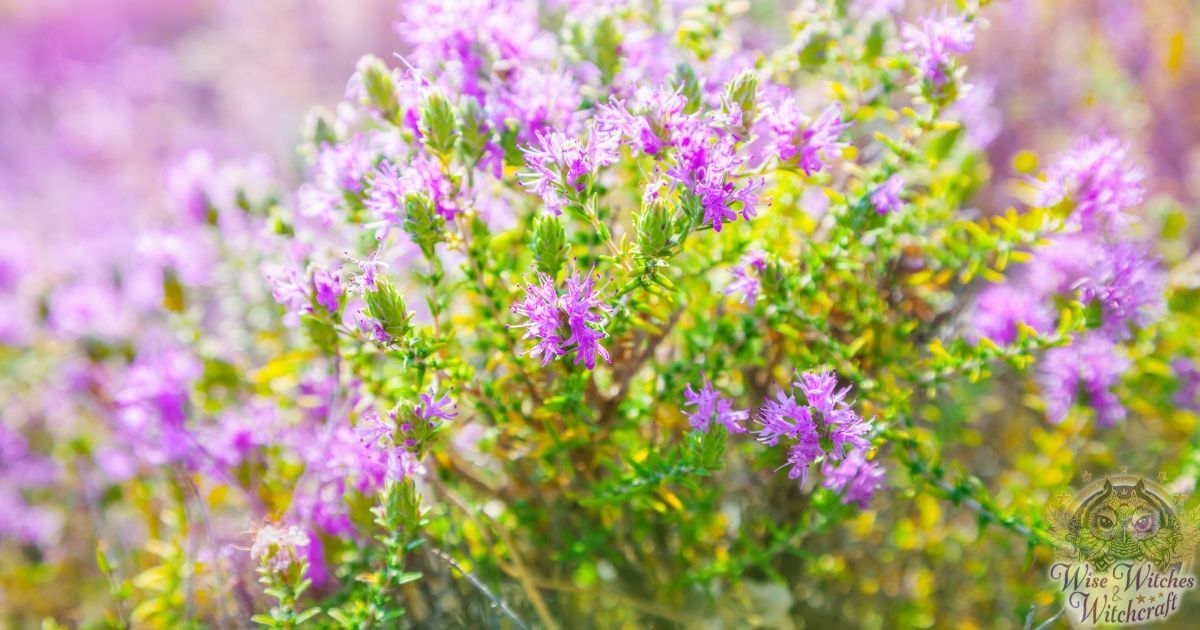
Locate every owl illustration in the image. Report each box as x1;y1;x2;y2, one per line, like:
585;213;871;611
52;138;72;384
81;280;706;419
1047;478;1196;572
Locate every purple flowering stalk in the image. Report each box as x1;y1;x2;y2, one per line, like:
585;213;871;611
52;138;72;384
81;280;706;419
511;266;613;369
751;368;882;507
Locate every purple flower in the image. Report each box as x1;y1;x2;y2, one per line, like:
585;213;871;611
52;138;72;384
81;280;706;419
0;424;60;546
365;160;409;228
561;268;613;369
795;368;848;417
755;386;816;447
756;368;874;489
768;101;851;176
821;448;886;509
599;86;690;156
356;409;393;447
971;284;1054;346
756;387;822;483
269;264;343;325
1074;240;1164;339
666;126;763;232
491;68;582;146
113;350;202;467
1038;334;1130;427
782;439;826;485
415;390;458;425
870;175;905;215
251;523;311;574
356;308;392;344
1024;234;1098;296
900;10;975;86
365;157;460;231
511;272;566;365
312;267;343;314
510;267;612;369
1037;134;1145;233
725;251;768;306
316;135;373;193
165;149;216;223
682;377;749;434
520;129;615;215
1173;358;1200;412
347;249;388;293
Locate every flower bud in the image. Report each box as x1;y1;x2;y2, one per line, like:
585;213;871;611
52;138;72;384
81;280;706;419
354;55;399;120
457;98;492;167
634;198;674;262
403;194;444;259
532;215;569;277
419;91;460;159
671;64;704;115
364;277;414;342
722;69;760;136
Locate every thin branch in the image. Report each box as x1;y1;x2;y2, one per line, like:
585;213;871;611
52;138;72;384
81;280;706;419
429;546;529;630
1033;607;1066;630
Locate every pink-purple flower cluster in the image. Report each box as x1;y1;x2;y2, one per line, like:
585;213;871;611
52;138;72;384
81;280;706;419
511;267;613;369
971;133;1164;427
665;123;764;232
597;81;767;232
520;128;617;215
251;522;311;574
724;251;768;306
759;369;882;506
900;10;976;87
1037;334;1130;427
682;377;749;434
1037;135;1145;233
870;175;906;215
685;368;884;508
767;101;851;176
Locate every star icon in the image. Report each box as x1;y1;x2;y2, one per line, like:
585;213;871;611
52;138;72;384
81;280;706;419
1119;466;1130;474
1081;470;1093;482
1137;594;1146;604
1057;492;1073;505
1159;471;1169;483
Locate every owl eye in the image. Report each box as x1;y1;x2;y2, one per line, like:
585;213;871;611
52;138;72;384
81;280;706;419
1097;515;1115;529
1135;516;1154;533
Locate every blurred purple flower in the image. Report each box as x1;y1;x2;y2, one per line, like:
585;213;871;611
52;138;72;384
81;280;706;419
900;10;975;86
768;101;850;176
1038;334;1129;427
520;130;612;215
725;251;768;306
683;376;749;434
1037;134;1145;233
1173;358;1200;412
312;266;343;315
821;448;886;509
971;283;1054;346
870;175;905;215
1075;240;1164;339
600;86;690;156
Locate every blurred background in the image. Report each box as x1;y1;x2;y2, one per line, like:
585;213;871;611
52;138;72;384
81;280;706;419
1;0;1199;626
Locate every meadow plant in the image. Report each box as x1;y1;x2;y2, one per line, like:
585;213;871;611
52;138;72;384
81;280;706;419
3;0;1199;627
